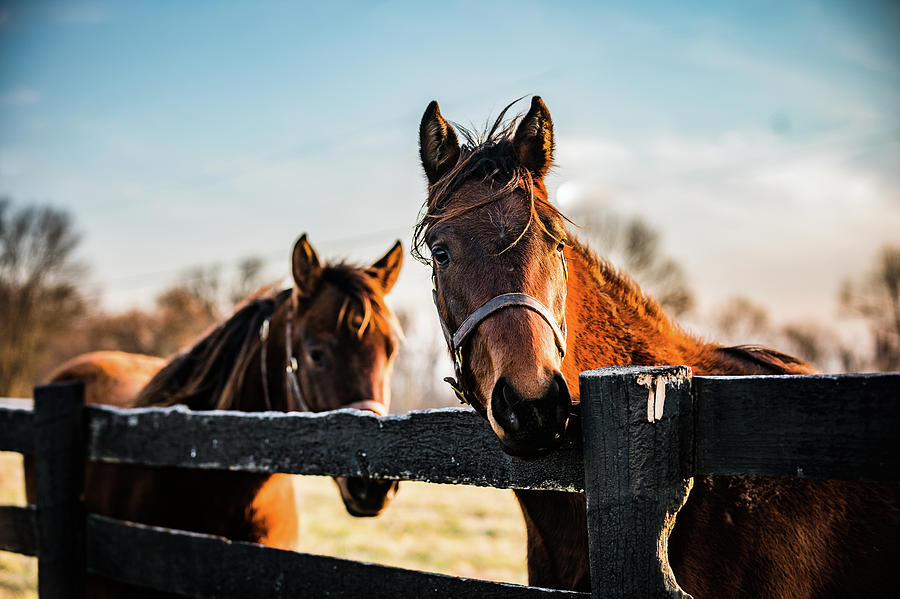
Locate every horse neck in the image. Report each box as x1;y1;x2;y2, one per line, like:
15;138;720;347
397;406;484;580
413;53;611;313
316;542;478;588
134;291;292;412
560;241;709;399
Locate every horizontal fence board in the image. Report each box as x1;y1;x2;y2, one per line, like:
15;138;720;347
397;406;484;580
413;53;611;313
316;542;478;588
86;514;588;599
694;373;900;481
0;505;37;556
86;405;585;492
0;398;34;454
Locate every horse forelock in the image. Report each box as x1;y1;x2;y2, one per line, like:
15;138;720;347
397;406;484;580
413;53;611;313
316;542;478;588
319;264;402;342
412;105;568;264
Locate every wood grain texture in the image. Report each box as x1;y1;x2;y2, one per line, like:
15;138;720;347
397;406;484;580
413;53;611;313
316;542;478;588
580;366;694;599
86;405;585;491
86;514;588;599
0;397;34;453
34;382;86;599
694;373;900;481
0;505;37;555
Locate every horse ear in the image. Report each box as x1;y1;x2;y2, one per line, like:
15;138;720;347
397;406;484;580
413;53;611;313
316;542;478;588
292;234;323;299
513;96;554;178
368;240;403;294
419;100;460;185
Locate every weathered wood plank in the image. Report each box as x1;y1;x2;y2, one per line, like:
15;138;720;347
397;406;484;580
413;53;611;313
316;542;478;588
86;405;585;492
694;373;900;481
0;505;37;556
580;366;694;599
0;398;34;454
34;382;86;599
86;514;588;599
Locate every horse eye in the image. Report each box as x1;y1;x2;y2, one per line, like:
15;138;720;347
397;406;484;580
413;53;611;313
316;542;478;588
308;348;327;367
432;246;451;266
556;240;566;253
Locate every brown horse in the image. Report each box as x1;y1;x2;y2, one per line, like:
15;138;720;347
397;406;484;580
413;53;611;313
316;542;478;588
27;235;403;596
417;97;900;597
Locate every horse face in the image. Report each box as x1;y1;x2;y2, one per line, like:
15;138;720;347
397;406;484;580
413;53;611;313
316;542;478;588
419;97;572;458
290;237;403;515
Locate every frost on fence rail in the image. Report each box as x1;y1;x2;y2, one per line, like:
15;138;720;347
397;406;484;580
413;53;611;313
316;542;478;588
85;404;586;491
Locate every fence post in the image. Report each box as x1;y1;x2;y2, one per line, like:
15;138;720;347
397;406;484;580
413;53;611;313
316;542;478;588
34;381;86;599
580;365;694;599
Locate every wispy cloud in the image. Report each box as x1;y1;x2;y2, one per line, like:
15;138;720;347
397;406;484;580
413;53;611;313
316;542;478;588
550;127;900;323
835;37;900;78
49;3;110;25
685;38;883;123
2;87;41;106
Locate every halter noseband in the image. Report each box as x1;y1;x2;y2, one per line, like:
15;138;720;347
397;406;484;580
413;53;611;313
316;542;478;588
433;249;568;408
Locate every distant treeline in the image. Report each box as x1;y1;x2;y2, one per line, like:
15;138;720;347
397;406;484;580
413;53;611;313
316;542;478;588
1;198;897;401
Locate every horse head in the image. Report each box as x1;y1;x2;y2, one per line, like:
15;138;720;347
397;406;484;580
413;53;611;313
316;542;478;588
416;96;572;458
286;235;403;515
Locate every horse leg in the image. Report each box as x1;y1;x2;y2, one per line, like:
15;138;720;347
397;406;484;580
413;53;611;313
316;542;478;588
514;489;590;591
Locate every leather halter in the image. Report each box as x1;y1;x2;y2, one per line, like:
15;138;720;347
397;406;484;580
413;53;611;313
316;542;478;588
433;249;568;407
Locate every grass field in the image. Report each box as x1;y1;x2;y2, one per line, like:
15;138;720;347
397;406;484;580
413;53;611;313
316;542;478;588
0;452;528;596
0;453;36;599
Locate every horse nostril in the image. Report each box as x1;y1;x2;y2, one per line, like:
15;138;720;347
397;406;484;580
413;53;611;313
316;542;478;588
502;382;519;408
346;477;368;501
492;378;521;433
551;373;571;429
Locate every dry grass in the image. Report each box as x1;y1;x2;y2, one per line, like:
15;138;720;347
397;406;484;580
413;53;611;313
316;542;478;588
295;476;528;584
0;452;528;596
0;452;37;599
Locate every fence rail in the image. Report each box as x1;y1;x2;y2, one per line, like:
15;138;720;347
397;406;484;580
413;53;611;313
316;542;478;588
86;403;584;491
0;367;897;598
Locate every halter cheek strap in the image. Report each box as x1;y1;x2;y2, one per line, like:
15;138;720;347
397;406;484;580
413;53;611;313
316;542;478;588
284;317;310;412
258;315;310;413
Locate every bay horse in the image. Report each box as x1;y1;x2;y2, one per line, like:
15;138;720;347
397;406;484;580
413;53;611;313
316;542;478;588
416;97;900;597
26;235;403;596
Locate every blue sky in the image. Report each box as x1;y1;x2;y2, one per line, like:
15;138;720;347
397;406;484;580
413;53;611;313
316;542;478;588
1;1;898;336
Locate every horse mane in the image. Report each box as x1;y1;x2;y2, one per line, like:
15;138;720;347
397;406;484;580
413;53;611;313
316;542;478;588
567;234;678;334
134;288;291;411
714;344;817;375
412;100;569;263
134;263;399;412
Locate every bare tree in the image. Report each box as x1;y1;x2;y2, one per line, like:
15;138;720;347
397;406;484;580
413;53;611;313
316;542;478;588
708;295;862;373
229;256;267;306
710;296;772;344
570;209;694;316
840;246;900;372
389;307;457;413
0;199;86;396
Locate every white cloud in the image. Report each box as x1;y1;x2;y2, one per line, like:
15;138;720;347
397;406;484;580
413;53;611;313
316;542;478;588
548;128;900;325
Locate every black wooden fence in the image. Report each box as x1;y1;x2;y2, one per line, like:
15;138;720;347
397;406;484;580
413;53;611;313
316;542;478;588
1;366;898;598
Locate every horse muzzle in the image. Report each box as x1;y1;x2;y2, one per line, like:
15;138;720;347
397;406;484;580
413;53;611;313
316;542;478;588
336;476;399;517
490;372;571;458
